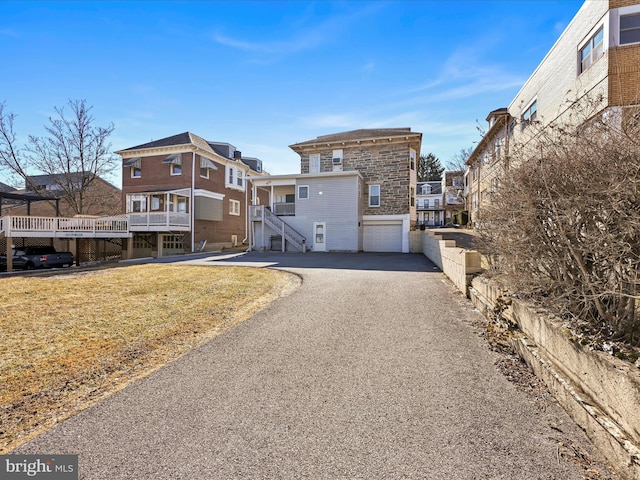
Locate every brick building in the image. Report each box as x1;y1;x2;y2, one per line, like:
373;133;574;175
466;0;640;227
116;132;267;257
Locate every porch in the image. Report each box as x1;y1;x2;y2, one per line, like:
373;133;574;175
126;189;191;232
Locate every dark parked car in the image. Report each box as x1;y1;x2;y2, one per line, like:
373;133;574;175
0;246;74;271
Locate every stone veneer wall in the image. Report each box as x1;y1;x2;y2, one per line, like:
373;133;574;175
299;142;414;218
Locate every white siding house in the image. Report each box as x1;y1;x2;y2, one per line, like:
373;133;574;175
249;171;364;252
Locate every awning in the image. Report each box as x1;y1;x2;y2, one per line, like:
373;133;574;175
123;157;141;168
162;154;182;165
200;157;218;170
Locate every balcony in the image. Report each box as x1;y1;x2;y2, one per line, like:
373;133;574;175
128;212;190;232
272;202;295;216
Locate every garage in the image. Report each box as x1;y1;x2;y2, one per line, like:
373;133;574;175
363;220;403;252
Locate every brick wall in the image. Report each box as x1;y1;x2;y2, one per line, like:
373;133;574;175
608;44;640;105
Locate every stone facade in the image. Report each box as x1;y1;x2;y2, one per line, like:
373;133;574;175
292;129;421;221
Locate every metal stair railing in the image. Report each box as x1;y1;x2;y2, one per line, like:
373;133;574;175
255;206;306;252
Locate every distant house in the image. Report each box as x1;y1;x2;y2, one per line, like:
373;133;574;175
1;172;121;218
415;181;443;228
250;128;422;253
442;171;465;225
116;132;267;258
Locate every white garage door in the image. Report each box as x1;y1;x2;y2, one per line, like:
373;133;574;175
363;223;403;252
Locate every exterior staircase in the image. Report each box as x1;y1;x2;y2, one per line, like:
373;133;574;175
252;205;306;252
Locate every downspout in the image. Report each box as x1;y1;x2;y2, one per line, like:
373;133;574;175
191;150;196;252
242;173;248;244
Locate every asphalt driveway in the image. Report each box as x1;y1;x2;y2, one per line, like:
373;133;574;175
15;252;610;479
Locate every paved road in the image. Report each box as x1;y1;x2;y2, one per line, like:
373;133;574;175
17;252;608;479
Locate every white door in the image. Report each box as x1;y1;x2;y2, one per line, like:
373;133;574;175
363;222;403;252
313;222;326;252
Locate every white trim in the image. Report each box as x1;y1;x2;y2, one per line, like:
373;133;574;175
229;199;241;216
368;184;381;207
194;189;225;200
297;185;309;199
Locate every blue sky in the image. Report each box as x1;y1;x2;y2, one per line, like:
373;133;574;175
1;0;584;185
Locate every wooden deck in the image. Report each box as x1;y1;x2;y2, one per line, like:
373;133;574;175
0;215;132;239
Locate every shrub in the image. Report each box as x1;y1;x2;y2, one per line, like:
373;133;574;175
478;103;640;346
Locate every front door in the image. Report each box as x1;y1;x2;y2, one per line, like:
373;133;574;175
313;222;326;252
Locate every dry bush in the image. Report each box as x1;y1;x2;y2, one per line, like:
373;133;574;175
479;102;640;347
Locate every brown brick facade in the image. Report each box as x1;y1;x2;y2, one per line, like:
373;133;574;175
608;45;640;106
122;151;258;248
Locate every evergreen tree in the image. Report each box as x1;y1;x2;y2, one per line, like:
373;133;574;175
417;153;444;181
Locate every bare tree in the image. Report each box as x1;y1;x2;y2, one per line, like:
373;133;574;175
0;99;117;215
447;146;473;172
478;97;640;347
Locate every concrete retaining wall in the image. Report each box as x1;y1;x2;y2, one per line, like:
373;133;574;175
470;276;640;480
420;230;482;294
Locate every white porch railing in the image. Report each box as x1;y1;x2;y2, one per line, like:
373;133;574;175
128;212;190;231
0;215;131;238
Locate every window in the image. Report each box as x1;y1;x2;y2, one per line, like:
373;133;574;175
621;13;640;45
225;166;245;191
229;199;240;216
309;154;320;173
151;196;160;211
200;166;209;178
521;99;537;127
579;26;604;73
410;149;416;170
131;167;141;178
177;198;187;213
410;186;415;207
162;234;184;251
332;149;343;165
171;164;182;175
298;185;309;199
369;184;380;207
130;195;147;213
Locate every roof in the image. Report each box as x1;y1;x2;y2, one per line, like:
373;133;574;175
290;128;422;149
117;132;217;157
0;181;14;193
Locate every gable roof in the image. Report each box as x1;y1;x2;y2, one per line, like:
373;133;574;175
290;128;422;150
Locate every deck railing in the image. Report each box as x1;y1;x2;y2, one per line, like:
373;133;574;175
128;212;190;231
0;215;131;238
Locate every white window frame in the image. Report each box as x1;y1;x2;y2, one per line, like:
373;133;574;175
369;184;380;207
225;165;245;192
229;199;241;216
579;26;604;74
309;154;320;173
521;98;537;128
298;185;309;199
131;166;141;178
200;166;209;179
171;163;182;176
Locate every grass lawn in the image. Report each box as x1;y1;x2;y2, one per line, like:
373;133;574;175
0;263;299;453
